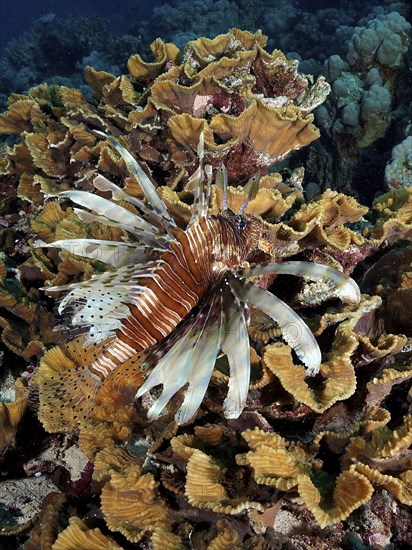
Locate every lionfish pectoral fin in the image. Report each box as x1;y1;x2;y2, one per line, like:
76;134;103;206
238;261;361;305
136;292;223;424
94;131;176;229
175;301;223;424
221;286;251;419
229;277;321;376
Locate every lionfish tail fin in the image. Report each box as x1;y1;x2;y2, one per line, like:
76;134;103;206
33;336;143;432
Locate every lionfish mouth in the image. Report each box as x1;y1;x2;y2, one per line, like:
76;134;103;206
37;131;361;425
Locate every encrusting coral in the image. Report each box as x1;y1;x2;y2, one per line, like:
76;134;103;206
0;28;411;548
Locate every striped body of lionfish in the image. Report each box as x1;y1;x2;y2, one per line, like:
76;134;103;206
38;132;361;425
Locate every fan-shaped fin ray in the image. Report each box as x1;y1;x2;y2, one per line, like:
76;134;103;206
175;296;223;424
221;285;250;419
94;131;176;227
136;291;223;423
229;277;321;376
237;261;361;304
34;238;158;267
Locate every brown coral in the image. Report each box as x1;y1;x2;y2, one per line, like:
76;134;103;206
94;447;172;544
297;469;374;528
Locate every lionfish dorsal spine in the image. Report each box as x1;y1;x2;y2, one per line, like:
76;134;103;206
94;131;177;231
215;164;228;214
238;174;260;215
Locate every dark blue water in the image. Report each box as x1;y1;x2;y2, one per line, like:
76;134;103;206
0;0;163;55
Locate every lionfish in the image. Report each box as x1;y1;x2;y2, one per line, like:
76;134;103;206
38;132;360;425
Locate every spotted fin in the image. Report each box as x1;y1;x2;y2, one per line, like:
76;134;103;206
229;277;321;376
44;262;161;344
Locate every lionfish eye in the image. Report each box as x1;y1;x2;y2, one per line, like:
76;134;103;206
237;218;247;231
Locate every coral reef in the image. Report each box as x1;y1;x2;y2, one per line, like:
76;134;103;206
310;9;411;202
0;26;411;550
1;1;410;207
385;135;412;189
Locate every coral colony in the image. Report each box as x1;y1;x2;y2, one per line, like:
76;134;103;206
0;13;411;550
